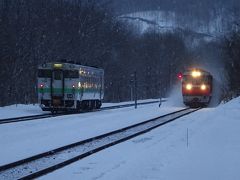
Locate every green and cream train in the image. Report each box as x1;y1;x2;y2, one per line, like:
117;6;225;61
37;62;104;112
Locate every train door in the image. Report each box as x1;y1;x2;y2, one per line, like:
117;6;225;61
100;76;103;99
51;70;64;107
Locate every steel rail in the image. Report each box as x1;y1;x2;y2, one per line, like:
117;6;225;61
0;107;200;180
0;114;55;125
0;100;162;125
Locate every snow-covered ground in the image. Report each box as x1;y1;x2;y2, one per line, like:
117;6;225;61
38;98;240;180
0;99;180;166
1;97;240;180
0;99;161;119
0;104;47;119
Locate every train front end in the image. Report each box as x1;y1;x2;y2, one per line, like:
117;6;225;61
37;63;78;112
37;62;104;113
182;69;212;107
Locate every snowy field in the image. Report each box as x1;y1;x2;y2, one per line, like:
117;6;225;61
0;99;161;119
39;98;240;180
0;99;181;166
1;97;240;180
0;104;47;119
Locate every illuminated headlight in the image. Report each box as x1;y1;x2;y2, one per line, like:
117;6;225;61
78;82;81;88
53;64;63;68
191;71;201;77
201;84;206;90
186;84;192;90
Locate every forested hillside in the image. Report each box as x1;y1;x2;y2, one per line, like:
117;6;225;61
0;0;239;106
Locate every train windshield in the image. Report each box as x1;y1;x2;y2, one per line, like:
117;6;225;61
183;75;211;84
54;70;62;80
38;69;52;78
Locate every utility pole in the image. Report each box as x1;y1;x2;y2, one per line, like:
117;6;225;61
134;71;137;109
130;79;133;101
130;84;133;101
159;82;162;107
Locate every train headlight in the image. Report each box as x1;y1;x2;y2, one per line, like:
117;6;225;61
53;63;63;68
186;84;192;90
201;84;206;90
78;82;81;88
191;71;201;77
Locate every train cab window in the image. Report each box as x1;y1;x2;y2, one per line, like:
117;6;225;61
38;69;52;78
183;75;209;84
54;71;62;80
183;75;191;83
201;76;210;83
64;70;79;78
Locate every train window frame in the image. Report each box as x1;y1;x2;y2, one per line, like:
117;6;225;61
54;70;62;80
183;75;210;85
38;69;52;78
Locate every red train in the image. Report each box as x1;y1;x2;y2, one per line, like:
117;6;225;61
180;68;213;107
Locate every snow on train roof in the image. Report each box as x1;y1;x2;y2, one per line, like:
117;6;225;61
38;62;104;72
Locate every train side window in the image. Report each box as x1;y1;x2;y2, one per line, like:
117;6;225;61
38;69;52;78
64;70;79;78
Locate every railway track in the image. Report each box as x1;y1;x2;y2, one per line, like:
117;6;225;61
0;100;161;125
0;114;55;125
101;100;161;110
0;107;200;179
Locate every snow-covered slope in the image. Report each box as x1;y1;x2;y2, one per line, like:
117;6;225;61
119;11;176;34
41;98;240;180
119;10;226;37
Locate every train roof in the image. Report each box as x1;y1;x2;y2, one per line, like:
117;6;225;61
38;62;104;72
183;68;211;76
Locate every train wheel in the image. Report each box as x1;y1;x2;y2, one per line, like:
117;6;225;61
51;110;57;114
96;100;102;109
